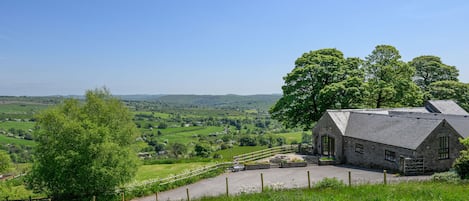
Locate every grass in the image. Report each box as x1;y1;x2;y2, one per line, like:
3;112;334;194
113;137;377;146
0;134;36;146
274;131;302;144
215;146;267;161
134;162;215;181
158;126;224;144
0;103;48;114
197;181;469;201
0;121;35;130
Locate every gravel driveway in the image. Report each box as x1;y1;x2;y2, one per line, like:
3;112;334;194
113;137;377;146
133;164;430;201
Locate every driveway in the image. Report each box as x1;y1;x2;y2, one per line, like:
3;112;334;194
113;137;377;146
133;164;430;201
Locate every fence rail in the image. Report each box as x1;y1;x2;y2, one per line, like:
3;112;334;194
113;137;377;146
234;145;298;164
126;162;232;190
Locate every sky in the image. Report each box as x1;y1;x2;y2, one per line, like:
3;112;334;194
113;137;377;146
1;0;468;96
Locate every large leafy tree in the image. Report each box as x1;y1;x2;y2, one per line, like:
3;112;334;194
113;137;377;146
429;80;469;111
29;88;140;200
0;151;12;174
270;48;366;130
409;55;459;98
364;45;423;108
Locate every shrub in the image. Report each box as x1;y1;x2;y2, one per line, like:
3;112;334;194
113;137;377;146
432;171;461;183
453;139;469;179
315;177;345;189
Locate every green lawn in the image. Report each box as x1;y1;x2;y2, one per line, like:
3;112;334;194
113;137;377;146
135;162;214;181
0;134;36;146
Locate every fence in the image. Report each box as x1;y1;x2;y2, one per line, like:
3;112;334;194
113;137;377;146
126;162;233;190
233;145;298;164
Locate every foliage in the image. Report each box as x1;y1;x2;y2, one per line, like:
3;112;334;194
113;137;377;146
431;171;461;183
429;80;469;111
194;143;212;158
239;135;257;146
28;88;140;199
315;177;345;189
453;138;469;179
167;142;188;158
0;177;43;200
270;48;366;130
364;45;423;108
410;55;459;98
0;150;12;173
301;132;312;144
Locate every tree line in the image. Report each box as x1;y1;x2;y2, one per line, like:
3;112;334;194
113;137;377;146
270;45;467;130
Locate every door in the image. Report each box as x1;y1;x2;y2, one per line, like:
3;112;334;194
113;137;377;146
321;135;335;157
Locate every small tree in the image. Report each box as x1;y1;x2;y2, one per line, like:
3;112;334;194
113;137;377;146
453;138;469;179
0;151;12;173
167;142;187;158
29;88;140;200
194;143;211;158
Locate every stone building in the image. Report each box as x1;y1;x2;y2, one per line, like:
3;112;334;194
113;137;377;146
313;100;469;174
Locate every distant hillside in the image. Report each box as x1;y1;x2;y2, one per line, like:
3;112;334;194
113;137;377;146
156;94;281;111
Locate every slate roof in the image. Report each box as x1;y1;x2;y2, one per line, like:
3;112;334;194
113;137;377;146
425;100;469;115
389;112;469;138
327;111;350;135
321;100;469;150
343;113;442;149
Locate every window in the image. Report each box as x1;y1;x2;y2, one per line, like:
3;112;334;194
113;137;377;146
439;136;449;159
355;143;364;154
385;150;396;162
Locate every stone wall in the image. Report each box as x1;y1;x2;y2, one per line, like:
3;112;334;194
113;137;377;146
343;136;415;172
416;121;465;172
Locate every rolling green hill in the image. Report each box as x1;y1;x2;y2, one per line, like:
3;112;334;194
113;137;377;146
156;94;281;111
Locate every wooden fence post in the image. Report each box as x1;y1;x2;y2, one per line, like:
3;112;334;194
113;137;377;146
261;173;264;192
383;170;387;185
348;171;351;186
186;188;190;201
155;192;158;201
226;177;229;196
307;171;311;189
122;192;125;201
29;196;32;201
92;195;96;201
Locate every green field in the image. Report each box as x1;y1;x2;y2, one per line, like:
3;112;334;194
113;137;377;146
0;103;48;114
215;146;267;161
0;134;36;146
157;126;224;144
0;121;35;130
197;181;469;201
135;162;214;181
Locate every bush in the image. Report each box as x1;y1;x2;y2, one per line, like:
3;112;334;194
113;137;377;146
432;171;461;183
453;140;469;179
315;177;345;189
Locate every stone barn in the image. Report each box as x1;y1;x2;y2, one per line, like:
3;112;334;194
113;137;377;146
313;100;469;174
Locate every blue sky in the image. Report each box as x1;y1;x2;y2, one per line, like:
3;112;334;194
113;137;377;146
1;0;468;96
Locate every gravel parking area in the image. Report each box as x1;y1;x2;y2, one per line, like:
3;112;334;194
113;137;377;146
133;164;430;201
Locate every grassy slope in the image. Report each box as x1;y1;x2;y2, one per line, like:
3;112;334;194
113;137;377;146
215;146;267;161
198;182;469;201
0;135;36;146
135;162;214;181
